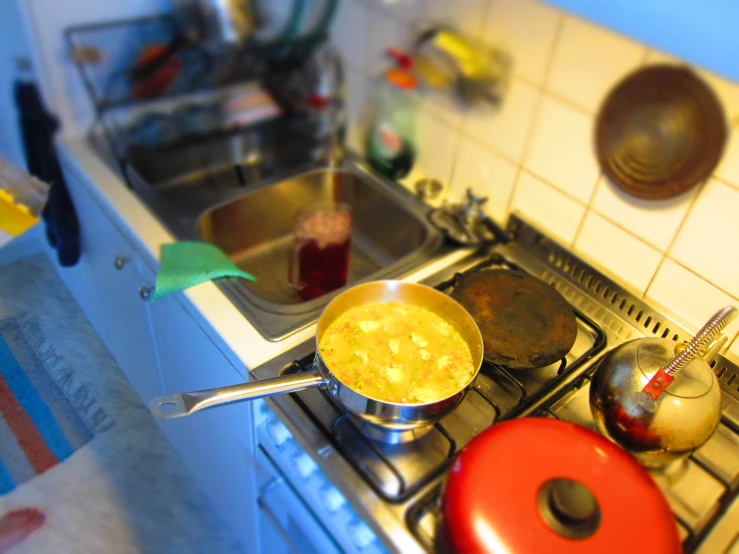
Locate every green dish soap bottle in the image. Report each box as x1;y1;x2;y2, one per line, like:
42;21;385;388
367;49;419;180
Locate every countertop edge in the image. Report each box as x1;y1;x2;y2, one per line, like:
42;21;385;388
57;136;475;384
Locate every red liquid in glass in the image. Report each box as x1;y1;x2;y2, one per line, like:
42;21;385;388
292;236;351;300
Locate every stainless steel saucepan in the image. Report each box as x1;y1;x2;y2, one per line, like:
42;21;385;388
149;281;484;433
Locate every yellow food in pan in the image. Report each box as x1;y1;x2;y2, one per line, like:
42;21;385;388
319;301;475;403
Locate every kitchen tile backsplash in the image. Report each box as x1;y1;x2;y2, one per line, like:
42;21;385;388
482;0;560;86
333;0;739;353
589;177;697;252
574;211;663;294
510;171;585;244
523;96;599;203
545;16;646;113
450;136;518;224
671;180;739;299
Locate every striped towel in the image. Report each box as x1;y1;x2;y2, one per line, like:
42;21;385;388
0;317;94;493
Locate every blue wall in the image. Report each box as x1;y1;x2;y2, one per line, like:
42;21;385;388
545;0;739;82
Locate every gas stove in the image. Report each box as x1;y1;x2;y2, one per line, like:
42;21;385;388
251;214;739;554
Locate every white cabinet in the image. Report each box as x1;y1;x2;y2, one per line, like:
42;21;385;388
149;293;258;553
57;161;258;552
59;161;162;402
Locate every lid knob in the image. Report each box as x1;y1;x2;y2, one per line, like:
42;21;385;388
539;478;601;540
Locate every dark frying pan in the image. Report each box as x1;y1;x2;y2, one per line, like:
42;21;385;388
450;269;577;369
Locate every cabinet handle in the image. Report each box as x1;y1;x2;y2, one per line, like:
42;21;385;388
138;286;154;301
113;256;128;270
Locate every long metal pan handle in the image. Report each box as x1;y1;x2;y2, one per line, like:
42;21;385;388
149;370;327;420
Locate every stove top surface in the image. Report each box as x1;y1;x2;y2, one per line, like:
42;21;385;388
280;253;606;502
252;215;739;554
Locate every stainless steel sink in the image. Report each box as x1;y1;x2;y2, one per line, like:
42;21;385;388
125;119;314;192
122;133;442;339
199;167;432;308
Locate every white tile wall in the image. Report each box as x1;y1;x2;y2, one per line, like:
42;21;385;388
482;0;562;86
524;96;600;203
344;64;370;152
419;0;489;40
364;8;410;76
451;136;518;222
464;78;539;163
730;337;739;358
367;0;422;23
646;259;739;339
546;16;646;113
402;107;461;190
335;0;739;353
671;179;739;298
574;212;662;294
511;172;586;244
330;0;368;69
590;177;697;251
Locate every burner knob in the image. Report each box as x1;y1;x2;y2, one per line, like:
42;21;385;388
291;452;317;478
267;420;292;447
539;478;601;540
348;520;376;549
319;485;346;513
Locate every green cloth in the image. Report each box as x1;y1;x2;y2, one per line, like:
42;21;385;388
152;242;256;302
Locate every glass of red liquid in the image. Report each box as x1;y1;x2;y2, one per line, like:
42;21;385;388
289;202;352;301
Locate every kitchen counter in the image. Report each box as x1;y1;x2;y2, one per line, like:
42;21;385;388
57;135;473;379
47;136;739;554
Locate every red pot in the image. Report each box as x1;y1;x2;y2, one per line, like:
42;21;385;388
441;418;681;554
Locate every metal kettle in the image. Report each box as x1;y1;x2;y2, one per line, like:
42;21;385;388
589;307;735;470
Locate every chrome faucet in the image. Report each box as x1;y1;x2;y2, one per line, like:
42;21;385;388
310;45;346;166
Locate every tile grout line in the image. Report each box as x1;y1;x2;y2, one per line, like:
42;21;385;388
629;47;692;300
667;257;739;302
538;87;597;117
518;168;588;207
462;128;523;168
573;46;652;250
642;179;708;300
504;11;567;225
710;173;739;194
585;199;675;252
445;118;467;199
571;174;603;246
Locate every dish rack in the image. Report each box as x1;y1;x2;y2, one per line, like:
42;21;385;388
67;14;326;176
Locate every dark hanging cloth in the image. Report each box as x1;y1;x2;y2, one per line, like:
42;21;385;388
15;80;80;267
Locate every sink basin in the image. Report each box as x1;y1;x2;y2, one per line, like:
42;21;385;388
117;123;444;340
197;165;439;319
125;118;314;192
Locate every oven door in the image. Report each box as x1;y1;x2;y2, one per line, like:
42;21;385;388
256;447;341;554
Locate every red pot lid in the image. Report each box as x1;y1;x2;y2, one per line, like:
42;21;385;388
442;418;681;554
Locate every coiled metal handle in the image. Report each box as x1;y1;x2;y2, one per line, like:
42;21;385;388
640;306;737;405
664;306;737;377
